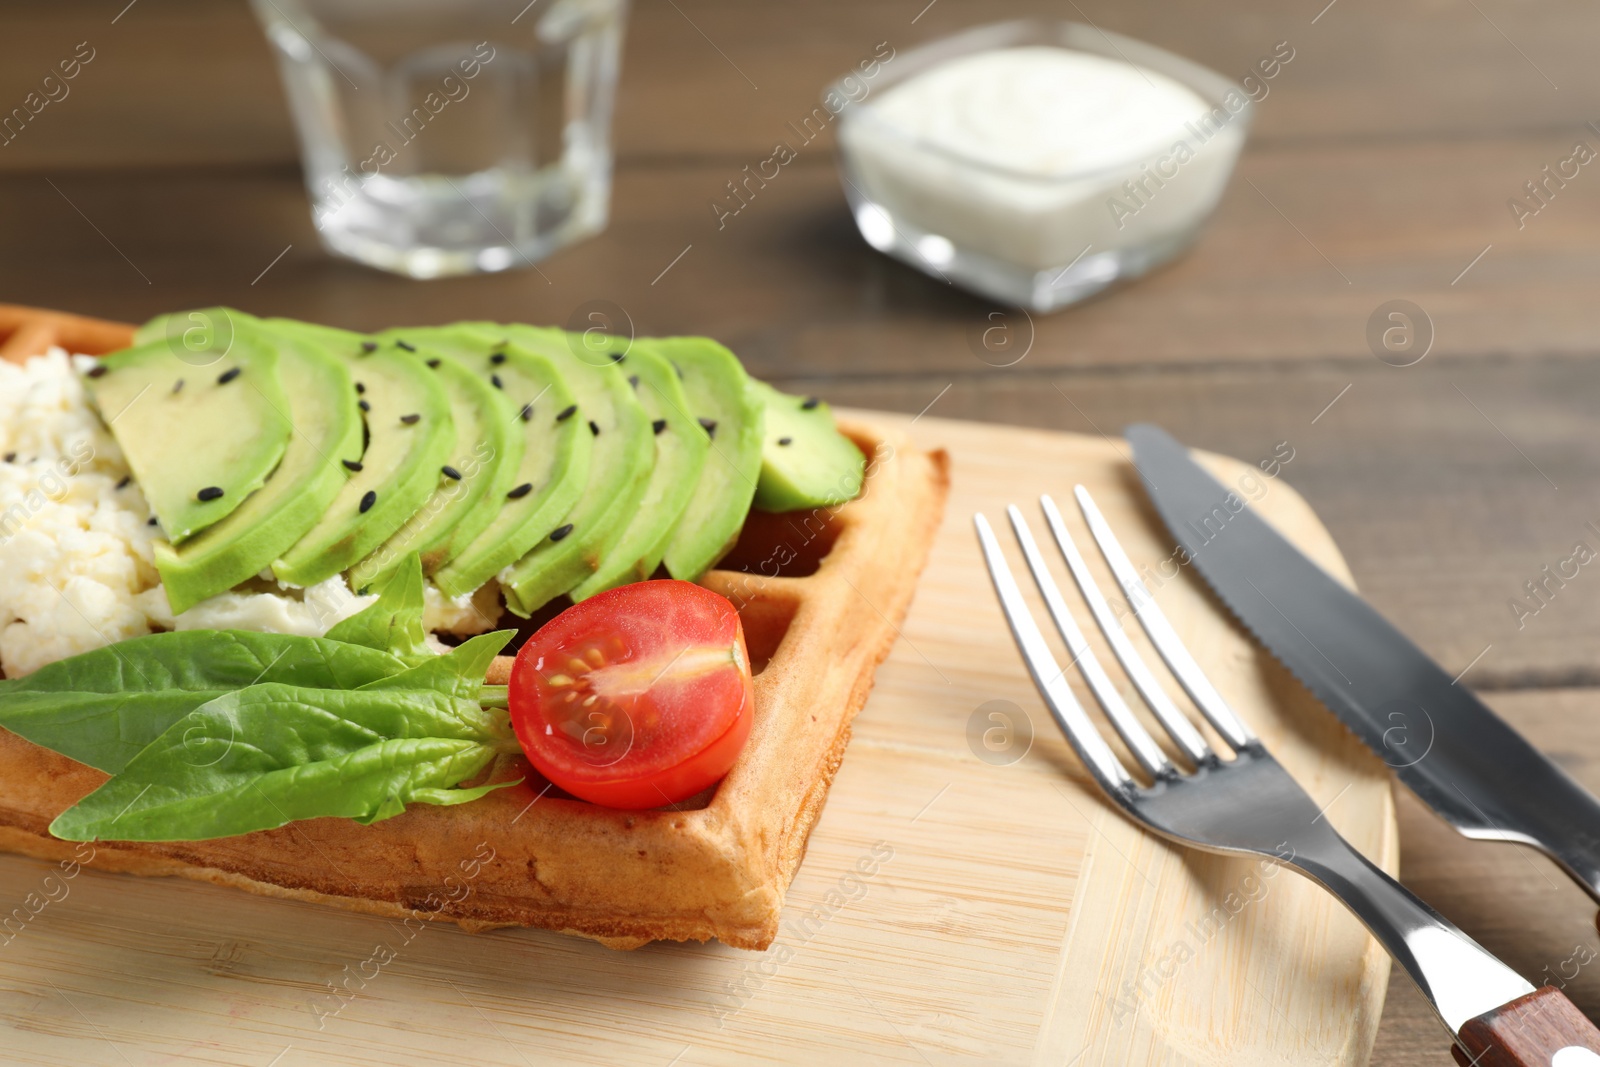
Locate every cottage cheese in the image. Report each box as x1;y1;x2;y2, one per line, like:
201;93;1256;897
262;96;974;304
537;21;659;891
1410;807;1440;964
0;350;498;677
0;350;168;676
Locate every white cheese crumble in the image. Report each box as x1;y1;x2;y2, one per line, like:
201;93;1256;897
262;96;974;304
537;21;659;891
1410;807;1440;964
173;574;375;638
0;350;498;678
0;350;168;677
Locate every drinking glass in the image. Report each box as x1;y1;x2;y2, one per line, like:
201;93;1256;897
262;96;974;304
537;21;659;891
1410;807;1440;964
250;0;628;278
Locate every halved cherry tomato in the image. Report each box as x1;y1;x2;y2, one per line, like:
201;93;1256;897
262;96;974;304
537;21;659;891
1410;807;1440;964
507;580;754;809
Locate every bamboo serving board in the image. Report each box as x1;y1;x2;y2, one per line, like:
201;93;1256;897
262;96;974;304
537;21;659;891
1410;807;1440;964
0;412;1395;1067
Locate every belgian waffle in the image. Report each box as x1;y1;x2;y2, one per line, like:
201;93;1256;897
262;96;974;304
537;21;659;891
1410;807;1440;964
0;304;949;949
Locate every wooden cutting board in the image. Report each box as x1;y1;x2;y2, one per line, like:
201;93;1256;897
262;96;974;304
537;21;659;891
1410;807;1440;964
0;412;1395;1067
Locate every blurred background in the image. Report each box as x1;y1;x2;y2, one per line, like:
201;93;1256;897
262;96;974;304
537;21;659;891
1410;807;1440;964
5;4;1600;1056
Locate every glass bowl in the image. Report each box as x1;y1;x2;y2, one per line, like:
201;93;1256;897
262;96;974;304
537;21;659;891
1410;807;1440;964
831;21;1252;312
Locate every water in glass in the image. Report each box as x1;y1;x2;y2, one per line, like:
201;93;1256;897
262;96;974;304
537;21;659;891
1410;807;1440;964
252;0;627;278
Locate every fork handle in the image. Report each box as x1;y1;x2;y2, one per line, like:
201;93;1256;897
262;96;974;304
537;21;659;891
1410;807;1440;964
1291;826;1600;1064
1450;986;1600;1066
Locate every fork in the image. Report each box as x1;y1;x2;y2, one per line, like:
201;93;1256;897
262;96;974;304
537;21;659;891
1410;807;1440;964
977;488;1600;1067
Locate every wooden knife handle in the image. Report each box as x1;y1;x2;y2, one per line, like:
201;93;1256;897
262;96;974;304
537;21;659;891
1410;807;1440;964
1450;987;1600;1066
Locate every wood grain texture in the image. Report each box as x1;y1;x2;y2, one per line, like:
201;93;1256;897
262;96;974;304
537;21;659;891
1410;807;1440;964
6;143;1600;371
1368;689;1600;1066
4;0;1600;171
10;164;1600;683
1453;987;1600;1067
4;1;1597;1061
813;356;1600;689
0;414;1397;1065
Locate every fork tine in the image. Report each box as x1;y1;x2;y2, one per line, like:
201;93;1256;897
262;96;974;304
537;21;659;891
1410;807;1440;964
1004;505;1173;778
1073;486;1257;750
1038;495;1213;766
974;513;1134;791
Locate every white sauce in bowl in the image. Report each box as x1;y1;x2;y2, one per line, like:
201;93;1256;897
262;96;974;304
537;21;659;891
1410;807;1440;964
838;43;1251;283
869;48;1210;178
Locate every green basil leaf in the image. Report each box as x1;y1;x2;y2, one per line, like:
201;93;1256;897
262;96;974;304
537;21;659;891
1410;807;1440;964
49;682;519;842
325;553;431;661
358;630;515;700
0;631;405;774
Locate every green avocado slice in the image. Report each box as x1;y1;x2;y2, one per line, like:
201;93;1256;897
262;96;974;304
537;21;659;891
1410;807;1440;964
651;337;765;581
570;340;708;599
147;322;365;614
348;340;523;591
376;326;592;600
266;321;455;589
88;326;291;545
482;324;655;617
750;382;865;512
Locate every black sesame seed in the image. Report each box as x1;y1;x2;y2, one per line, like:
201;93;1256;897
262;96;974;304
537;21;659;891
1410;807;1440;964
197;486;224;502
778;436;793;446
359;490;377;513
628;374;639;389
549;523;574;542
588;420;600;436
86;364;108;379
652;419;667;435
148;516;158;526
359;399;371;413
801;396;820;410
441;465;462;481
360;341;378;353
556;404;577;421
2;453;14;463
519;403;534;421
217;367;242;385
395;340;415;352
342;459;363;472
698;417;718;439
172;378;185;394
355;381;365;394
116;475;131;490
609;352;625;363
507;483;533;500
426;358;441;369
491;374;504;390
490;352;506;365
400;413;421;425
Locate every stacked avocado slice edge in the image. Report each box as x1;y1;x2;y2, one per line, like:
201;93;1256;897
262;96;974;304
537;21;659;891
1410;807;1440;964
92;308;866;618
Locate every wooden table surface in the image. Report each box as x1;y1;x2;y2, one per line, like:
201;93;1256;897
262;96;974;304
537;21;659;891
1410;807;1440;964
7;0;1600;1062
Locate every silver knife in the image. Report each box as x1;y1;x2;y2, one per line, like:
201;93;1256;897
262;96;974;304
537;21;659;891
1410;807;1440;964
1126;422;1600;907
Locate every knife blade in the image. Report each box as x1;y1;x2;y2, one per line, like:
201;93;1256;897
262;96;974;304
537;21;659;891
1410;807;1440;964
1126;422;1600;905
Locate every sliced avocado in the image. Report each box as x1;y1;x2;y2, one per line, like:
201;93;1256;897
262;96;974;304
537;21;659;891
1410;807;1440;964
87;325;291;544
479;324;655;616
148;321;364;614
750;382;865;512
377;325;591;600
650;337;765;580
349;340;522;591
570;340;708;599
267;321;455;589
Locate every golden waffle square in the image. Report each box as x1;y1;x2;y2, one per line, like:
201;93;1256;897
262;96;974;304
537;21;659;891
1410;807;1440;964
0;303;950;949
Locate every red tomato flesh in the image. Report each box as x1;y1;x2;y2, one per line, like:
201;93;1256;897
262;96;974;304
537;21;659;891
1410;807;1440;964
508;580;754;809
